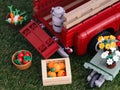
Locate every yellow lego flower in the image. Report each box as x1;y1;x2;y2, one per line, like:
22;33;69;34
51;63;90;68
110;42;116;48
98;36;104;42
104;36;109;40
109;35;116;40
105;44;111;50
99;43;104;49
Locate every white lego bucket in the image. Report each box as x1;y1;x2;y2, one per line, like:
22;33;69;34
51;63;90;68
51;6;65;18
51;6;65;33
53;24;63;33
52;16;64;26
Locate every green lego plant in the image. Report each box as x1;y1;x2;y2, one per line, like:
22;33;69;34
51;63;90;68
6;5;27;26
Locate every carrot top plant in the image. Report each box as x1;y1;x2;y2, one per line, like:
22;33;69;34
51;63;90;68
5;5;27;26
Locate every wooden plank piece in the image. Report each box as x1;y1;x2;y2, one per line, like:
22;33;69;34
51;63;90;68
64;0;119;29
43;0;84;20
64;0;93;22
64;0;109;23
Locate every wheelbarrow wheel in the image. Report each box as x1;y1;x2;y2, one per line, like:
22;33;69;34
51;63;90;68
89;73;100;88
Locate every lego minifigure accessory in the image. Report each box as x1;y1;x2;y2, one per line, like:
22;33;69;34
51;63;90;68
12;50;32;70
47;61;66;77
101;46;120;68
6;5;27;26
97;35;117;51
51;6;65;33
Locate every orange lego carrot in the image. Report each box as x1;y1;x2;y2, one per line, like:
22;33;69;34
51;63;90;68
18;16;23;21
9;13;14;24
10;13;14;18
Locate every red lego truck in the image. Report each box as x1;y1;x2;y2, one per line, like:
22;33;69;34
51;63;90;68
20;0;120;58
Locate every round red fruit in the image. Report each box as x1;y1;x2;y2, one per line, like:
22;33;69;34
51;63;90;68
23;60;29;64
24;52;31;56
18;58;23;63
18;52;24;58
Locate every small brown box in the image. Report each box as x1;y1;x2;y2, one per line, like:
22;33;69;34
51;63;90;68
41;58;72;86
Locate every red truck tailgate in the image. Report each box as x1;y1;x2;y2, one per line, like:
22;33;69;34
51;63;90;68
20;20;59;59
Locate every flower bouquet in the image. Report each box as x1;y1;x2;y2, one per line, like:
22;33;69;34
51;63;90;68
101;49;120;69
6;5;27;27
12;50;32;70
97;35;117;51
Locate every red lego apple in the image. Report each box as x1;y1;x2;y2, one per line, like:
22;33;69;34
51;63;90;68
23;60;29;64
18;52;24;58
24;52;31;56
18;58;23;63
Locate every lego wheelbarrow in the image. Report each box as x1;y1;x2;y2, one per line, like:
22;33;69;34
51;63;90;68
84;50;120;88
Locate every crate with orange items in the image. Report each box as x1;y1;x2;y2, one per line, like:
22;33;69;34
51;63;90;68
41;58;72;86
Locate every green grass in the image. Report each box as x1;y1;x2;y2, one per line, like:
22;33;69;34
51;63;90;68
1;0;120;90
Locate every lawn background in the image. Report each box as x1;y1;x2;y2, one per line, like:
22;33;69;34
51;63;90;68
0;0;120;90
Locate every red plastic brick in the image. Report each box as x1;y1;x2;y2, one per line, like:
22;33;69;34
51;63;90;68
20;20;59;58
33;1;120;56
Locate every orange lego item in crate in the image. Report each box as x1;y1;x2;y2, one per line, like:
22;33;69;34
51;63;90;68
41;58;72;86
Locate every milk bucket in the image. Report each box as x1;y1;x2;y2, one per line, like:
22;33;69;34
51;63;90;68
51;6;65;33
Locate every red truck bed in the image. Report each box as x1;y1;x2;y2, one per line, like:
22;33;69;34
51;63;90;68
33;0;90;38
33;0;120;55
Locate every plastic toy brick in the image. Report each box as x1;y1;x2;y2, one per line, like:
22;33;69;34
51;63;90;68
20;20;59;59
74;2;120;55
33;0;120;56
84;50;120;87
64;0;119;29
41;58;72;86
33;0;76;18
